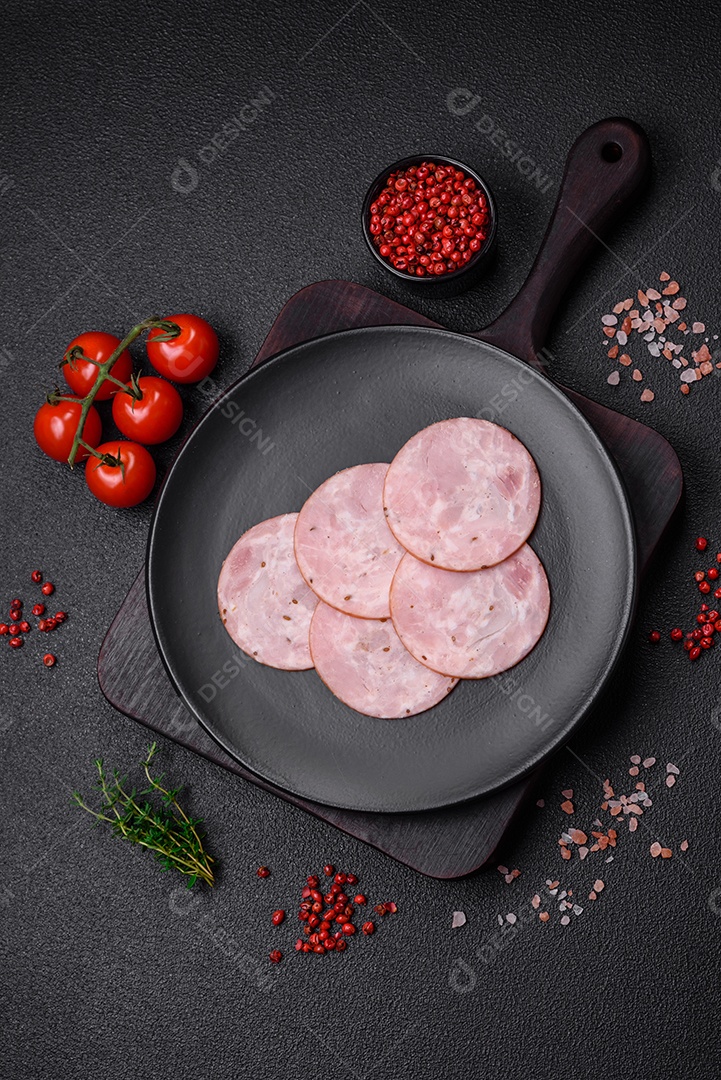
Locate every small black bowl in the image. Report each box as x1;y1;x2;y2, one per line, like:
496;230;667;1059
361;154;498;298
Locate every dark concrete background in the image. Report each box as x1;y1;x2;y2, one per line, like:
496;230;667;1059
2;1;720;1077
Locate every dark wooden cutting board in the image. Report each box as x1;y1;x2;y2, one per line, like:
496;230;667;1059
98;278;682;878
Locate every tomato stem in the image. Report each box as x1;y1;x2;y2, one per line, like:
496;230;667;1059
64;316;180;469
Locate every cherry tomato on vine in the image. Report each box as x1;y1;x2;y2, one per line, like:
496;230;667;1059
112;376;184;445
85;441;157;508
34;397;103;463
146;314;219;384
63;331;133;400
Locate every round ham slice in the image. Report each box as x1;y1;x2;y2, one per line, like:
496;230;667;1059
389;545;550;679
383;417;541;571
217;513;317;670
294;463;405;619
309;602;458;719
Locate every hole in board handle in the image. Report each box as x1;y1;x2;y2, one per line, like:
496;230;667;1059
601;142;623;163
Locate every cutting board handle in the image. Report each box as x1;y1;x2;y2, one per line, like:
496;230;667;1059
472;118;651;371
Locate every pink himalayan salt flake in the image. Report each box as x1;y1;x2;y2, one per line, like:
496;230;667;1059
505;913;517;925
452;911;466;928
539;911;550;922
672;296;687;310
588;890;597;901
666;774;676;788
629;765;639;776
607;371;620;386
619;353;632;366
692;322;705;333
531;894;541;909
569;829;587;844
616;331;628;345
630;755;641;764
613;301;626;314
681;369;699;383
602;314;618;326
629;817;638;832
632;369;643;382
643;757;656;767
662;281;680;295
701;361;714;376
650;842;662;857
561;800;574;815
664;306;680;323
536;799;545;808
560;915;570;926
562;789;573;798
561;847;571;860
510;869;521;879
661;847;672;859
593;879;605;892
660;271;670;281
695;343;712;365
497;865;509;875
504;874;514;884
640;389;655;402
578;846;589;860
666;763;679;775
680;840;689;852
646;288;661;300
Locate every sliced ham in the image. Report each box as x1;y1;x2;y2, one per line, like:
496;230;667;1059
294;463;405;619
309;602;458;719
389;545;550;679
383;417;541;570
217;513;317;670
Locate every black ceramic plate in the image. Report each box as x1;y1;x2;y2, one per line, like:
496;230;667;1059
146;325;636;813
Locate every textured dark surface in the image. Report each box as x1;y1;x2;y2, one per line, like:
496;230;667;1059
2;1;721;1077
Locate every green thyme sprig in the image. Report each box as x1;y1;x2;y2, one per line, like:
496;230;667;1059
72;743;216;888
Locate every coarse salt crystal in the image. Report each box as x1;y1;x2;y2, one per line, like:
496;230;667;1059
602;314;618;326
607;371;620;385
531;894;540;909
692;322;705;333
506;913;517;925
666;763;679;774
616;331;628;345
640;389;655;402
452;911;466;928
560;915;570;926
650;842;662;857
666;774;676;788
680;840;689;851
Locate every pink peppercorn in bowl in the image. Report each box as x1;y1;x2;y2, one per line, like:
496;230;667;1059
362;155;497;297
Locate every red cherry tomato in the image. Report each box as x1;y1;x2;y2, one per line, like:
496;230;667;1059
34;397;102;463
146;314;219;384
112;376;184;445
85;441;157;508
63;331;133;400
